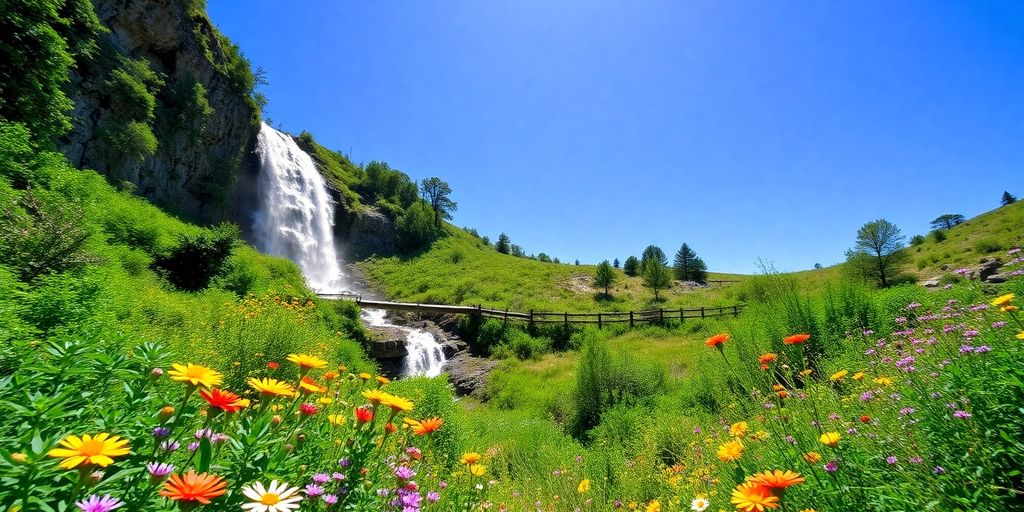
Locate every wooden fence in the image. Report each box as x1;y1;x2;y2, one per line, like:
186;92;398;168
318;293;743;329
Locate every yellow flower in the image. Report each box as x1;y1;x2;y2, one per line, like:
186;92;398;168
829;370;848;382
168;363;222;388
319;397;334;405
469;464;487;476
327;414;346;426
381;393;414;413
1003;305;1018;312
731;481;778;512
991;293;1014;307
799;369;813;377
375;375;391;385
286;353;327;370
729;421;748;438
47;433;130;469
11;452;27;463
460;452;482;465
1017;331;1024;340
750;430;769;441
577;479;590;493
645;500;662;512
248;377;295;397
362;389;389;406
359;372;372;380
803;451;821;464
717;440;744;462
873;376;893;386
819;432;841;447
852;372;865;381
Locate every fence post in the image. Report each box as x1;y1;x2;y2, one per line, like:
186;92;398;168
659;308;664;322
528;310;534;332
701;306;705;319
564;311;569;327
733;305;739;316
629;311;634;328
680;308;684;321
598;313;602;329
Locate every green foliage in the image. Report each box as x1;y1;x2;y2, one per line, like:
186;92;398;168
929;213;965;231
623;255;639;276
847;218;911;287
420;176;457;227
1000;190;1016;206
97;120;159;164
395;201;438;252
909;234;926;246
0;190;102;282
672;242;708;282
640;245;668;268
362;161;418;214
160;76;214;140
641;260;672;301
495;233;511;254
493;330;552;360
972;237;1003;254
593;260;617;295
96;57;164;165
151;223;239;291
931;228;947;242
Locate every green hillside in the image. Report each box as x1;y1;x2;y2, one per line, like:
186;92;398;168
909;200;1024;277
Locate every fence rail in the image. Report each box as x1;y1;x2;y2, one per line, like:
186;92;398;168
318;293;743;328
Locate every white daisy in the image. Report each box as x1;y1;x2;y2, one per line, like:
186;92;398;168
241;480;302;512
691;496;710;512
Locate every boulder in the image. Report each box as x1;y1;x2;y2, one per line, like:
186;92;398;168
443;354;499;397
978;258;1003;281
366;326;408;359
347;207;395;258
985;273;1010;284
922;278;941;288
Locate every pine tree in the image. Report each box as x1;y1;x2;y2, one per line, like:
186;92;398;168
623;256;639;276
672;243;708;283
640;245;668;268
496;233;511;254
641;259;671;301
1002;191;1017;206
613;258;620;268
593;260;616;296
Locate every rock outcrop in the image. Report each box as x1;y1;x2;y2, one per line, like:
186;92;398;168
60;0;259;224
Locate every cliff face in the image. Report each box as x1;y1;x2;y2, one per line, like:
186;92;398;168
60;0;258;223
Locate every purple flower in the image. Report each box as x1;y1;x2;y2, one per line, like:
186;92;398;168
376;488;391;497
899;407;915;416
860;391;875;402
194;428;212;439
933;466;946;474
909;456;923;464
823;461;838;473
159;440;179;452
886;456;898;465
395;465;415;480
847;428;858;435
339;458;351;467
427;491;440;503
151;427;170;439
438;481;448;489
146;462;174;482
959;345;974;354
332;472;345;481
953;410;972;419
187;442;200;452
210;433;230;444
323;494;338;505
786;435;796;445
312;472;330;484
75;495;124;512
973;346;991;354
992;321;1007;328
306;484;325;497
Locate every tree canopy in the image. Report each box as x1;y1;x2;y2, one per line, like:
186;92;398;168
1002;191;1017;206
622;256;639;277
929;214;965;231
640;245;668;268
641;259;672;301
672;243;708;283
495;233;511;254
420;177;457;228
593;260;616;296
846;218;910;288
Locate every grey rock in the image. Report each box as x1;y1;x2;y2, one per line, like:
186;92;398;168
922;278;941;288
366;326;408;359
346;207;396;258
985;273;1010;284
977;258;1003;281
443;354;499;396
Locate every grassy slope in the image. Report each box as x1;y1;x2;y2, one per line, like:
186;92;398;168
909;201;1024;278
358;228;749;312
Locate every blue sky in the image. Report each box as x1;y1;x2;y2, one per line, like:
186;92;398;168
208;1;1024;273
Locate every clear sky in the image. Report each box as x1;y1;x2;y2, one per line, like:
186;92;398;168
207;1;1024;273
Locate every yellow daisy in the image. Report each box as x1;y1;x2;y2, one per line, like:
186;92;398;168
47;433;130;469
168;363;222;388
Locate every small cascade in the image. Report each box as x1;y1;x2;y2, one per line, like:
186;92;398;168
251;122;445;377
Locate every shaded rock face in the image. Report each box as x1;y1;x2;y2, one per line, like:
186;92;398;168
978;258;1003;282
344;207;395;259
60;0;258;224
444;354;498;397
366;326;408;359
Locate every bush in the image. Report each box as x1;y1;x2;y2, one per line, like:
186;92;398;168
0;190;102;282
931;229;947;242
909;234;926;246
395;201;437;252
151;223;239;291
973;238;1003;254
493;330;551;360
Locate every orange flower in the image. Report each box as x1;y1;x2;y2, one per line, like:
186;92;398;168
783;333;811;345
355;406;374;424
159;470;227;505
758;353;778;369
749;470;805;489
323;371;339;381
731;481;779;512
803;452;822;464
199;388;243;414
460;452;482;465
705;333;730;347
298;376;326;395
408;417;444;436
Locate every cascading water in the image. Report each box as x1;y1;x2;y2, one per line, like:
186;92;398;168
251;122;446;377
251;122;345;293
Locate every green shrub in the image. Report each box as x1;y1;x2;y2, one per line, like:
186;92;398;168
909;234;926;246
916;258;928;270
151;223;239;291
493;330;551;360
931;229;947;242
98;120;159;164
396;201;437;252
0;190;102;282
973;238;1003;254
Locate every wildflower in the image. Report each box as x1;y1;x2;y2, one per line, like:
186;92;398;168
716;440;744;462
991;293;1014;307
758;353;778;369
852;372;865;381
361;388;388;406
168;363;222;388
829;370;848;382
953;410;973;419
158;406;175;422
359;372;371;380
729;421;748;438
298;376;326;394
860;415;870;423
873;376;893;386
300;403;318;416
324;494;339;505
287;353;328;371
886;456;898;465
159;440;180;452
819;432;841;447
1018;331;1024;340
355;407;373;424
159;470;227;505
730;481;779;511
48;433;130;469
75;494;124;512
267;361;280;369
933;466;946;474
395;465;415;480
470;464;487;476
304;484;325;497
578;479;590;493
384;422;397;433
646;500;662;512
11;452;27;463
408;417;444;436
460;452;482;465
146;462;175;483
705;333;730;348
823;461;838;473
375;375;390;385
248;378;296;398
199;388;243;414
690;496;710;512
749;469;804;489
783;333;810;345
799;369;813;377
427;491;440;503
381;393;414;413
327;414;345;426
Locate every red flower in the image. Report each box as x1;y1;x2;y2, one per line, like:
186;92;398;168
783;333;811;345
355;406;373;424
267;362;280;370
705;333;730;348
385;422;397;433
199;388;243;413
300;403;318;416
860;415;871;423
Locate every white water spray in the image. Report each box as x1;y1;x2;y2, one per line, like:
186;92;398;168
251;122;446;376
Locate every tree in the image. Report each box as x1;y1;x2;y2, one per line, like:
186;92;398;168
593;260;616;295
847;219;910;288
395;201;436;252
537;252;551;263
641;259;672;301
929;214;965;231
420;177;457;228
1002;191;1017;206
640;245;668;268
574;259;580;266
672;243;708;283
496;233;510;254
613;258;620;268
813;263;823;269
623;256;639;276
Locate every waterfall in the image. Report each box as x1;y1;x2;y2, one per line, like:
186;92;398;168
251;122;446;377
251;122;345;293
